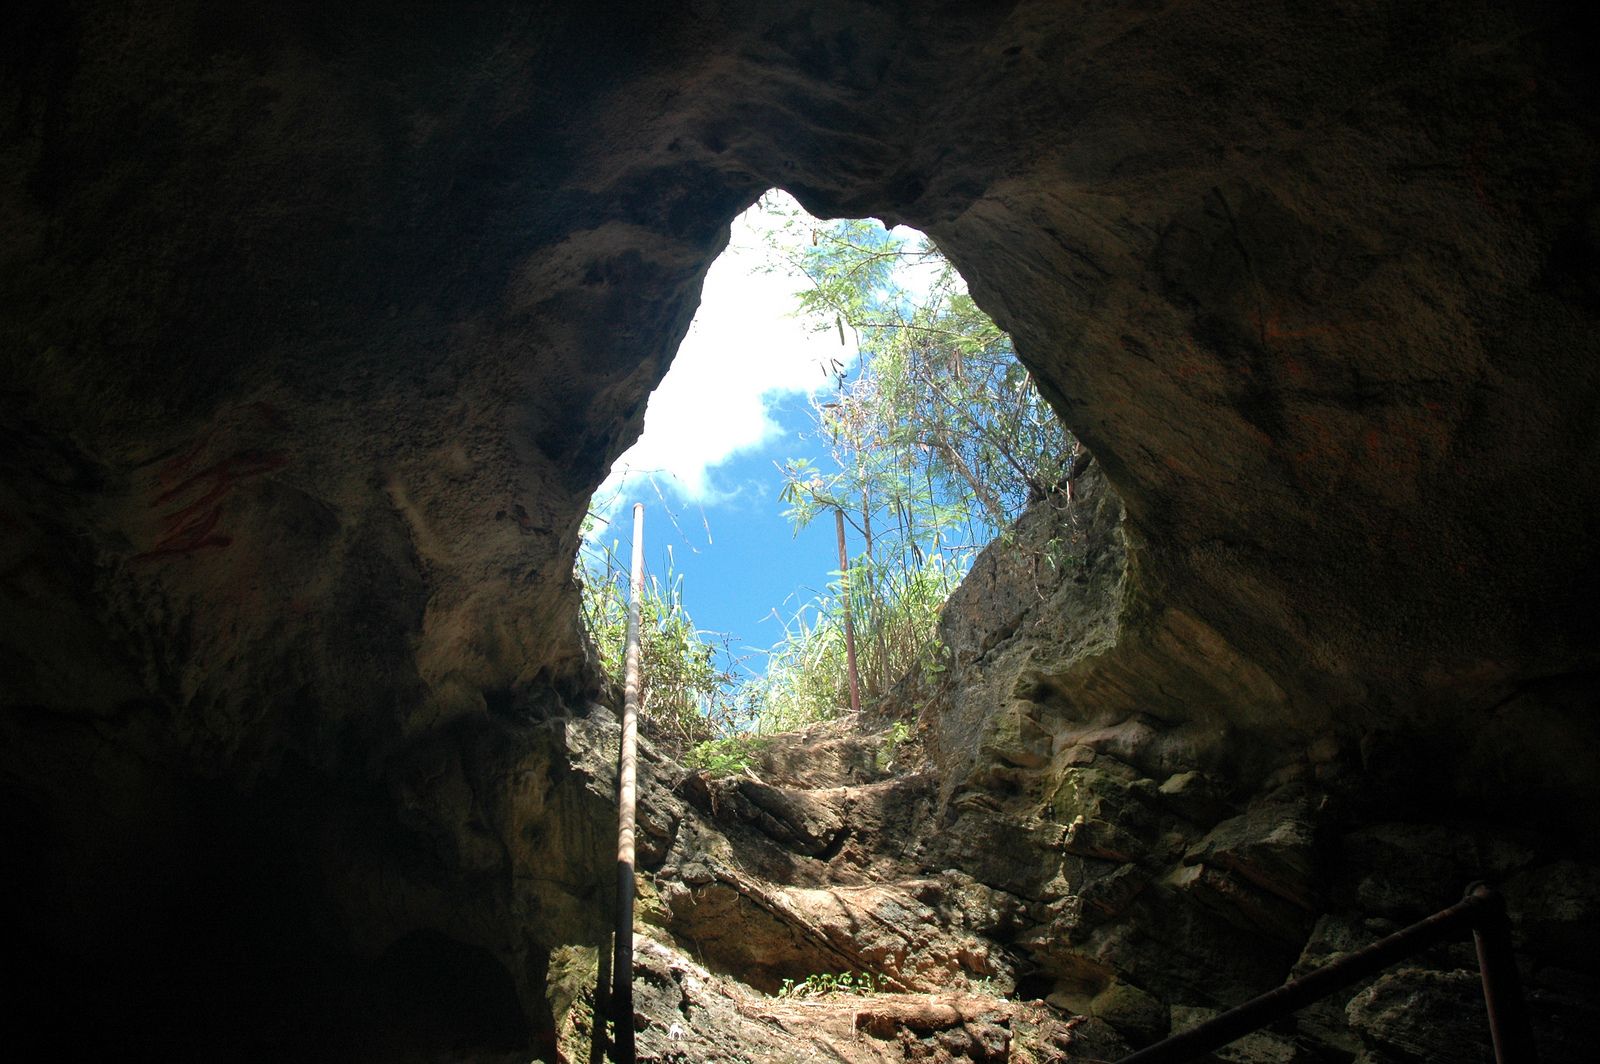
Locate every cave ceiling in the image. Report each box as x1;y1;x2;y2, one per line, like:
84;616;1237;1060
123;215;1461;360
7;0;1596;749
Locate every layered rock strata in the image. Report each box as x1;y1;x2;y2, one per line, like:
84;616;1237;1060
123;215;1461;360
610;470;1596;1062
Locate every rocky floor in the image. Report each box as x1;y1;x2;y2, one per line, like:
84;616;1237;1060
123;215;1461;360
544;698;1599;1064
554;718;1133;1063
588;936;1123;1064
537;475;1600;1064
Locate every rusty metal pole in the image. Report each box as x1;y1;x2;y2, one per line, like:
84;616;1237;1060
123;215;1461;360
1470;884;1539;1064
835;507;861;715
612;502;644;1064
1117;884;1525;1064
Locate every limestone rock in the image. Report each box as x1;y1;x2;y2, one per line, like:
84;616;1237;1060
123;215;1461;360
1504;860;1600;970
1158;771;1236;827
685;776;850;858
1169;863;1315;946
1284;913;1377;1055
1185;802;1322;912
1089;979;1170;1048
1168;1005;1303;1064
1345;968;1494;1064
1341;822;1486;919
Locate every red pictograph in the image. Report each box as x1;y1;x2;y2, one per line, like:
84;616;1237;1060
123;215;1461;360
132;405;289;563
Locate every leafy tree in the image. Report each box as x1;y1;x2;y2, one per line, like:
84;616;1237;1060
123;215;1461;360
758;207;1076;710
774;213;1075;544
575;198;1076;742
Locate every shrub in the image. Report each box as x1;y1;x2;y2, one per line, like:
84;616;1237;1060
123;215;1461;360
577;535;738;752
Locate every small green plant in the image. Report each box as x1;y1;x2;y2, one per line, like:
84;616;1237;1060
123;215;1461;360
966;976;1004;997
875;720;914;772
685;735;769;777
775;971;891;999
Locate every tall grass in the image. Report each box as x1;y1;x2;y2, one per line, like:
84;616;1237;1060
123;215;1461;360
577;541;970;746
579;540;960;739
744;549;969;730
578;540;740;751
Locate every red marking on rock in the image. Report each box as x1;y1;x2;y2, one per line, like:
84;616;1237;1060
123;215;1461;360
131;534;233;562
156;404;287;489
157;428;221;488
157;451;287;507
133;449;288;563
1465;131;1505;216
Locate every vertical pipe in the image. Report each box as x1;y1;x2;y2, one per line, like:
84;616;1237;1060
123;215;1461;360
836;508;861;715
612;502;644;1064
1471;887;1539;1064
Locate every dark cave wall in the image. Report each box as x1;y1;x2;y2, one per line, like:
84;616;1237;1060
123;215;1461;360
3;0;1598;1055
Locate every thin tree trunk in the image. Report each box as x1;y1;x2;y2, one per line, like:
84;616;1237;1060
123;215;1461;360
922;369;1037;496
613;503;645;1064
935;439;1008;529
836;508;862;715
861;487;889;695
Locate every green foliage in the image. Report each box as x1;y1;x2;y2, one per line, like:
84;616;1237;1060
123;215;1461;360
749;201;1073;723
740;549;960;729
768;206;1075;541
740;598;850;734
684;734;769;777
776;971;891;999
575;197;1075;748
577;532;739;752
876;720;913;772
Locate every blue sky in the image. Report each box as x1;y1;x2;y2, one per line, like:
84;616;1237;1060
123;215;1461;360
585;392;846;678
584;191;936;678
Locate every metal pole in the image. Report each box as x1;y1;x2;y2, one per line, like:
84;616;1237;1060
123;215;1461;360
1470;885;1539;1064
1118;885;1510;1064
612;503;644;1064
835;508;861;715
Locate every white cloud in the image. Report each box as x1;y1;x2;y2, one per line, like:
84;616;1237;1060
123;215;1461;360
595;192;859;513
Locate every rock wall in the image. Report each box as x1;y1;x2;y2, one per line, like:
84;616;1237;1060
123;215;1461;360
566;471;1598;1061
3;0;1598;1057
921;469;1599;1059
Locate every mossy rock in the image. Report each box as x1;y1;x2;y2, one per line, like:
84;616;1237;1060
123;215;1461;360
1049;766;1155;827
1091;979;1170;1048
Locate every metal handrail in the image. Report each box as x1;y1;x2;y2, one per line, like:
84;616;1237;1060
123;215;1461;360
1117;883;1537;1064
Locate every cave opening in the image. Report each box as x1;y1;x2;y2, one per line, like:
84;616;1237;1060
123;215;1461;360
4;3;1598;1061
579;189;1082;755
3;2;1597;1059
